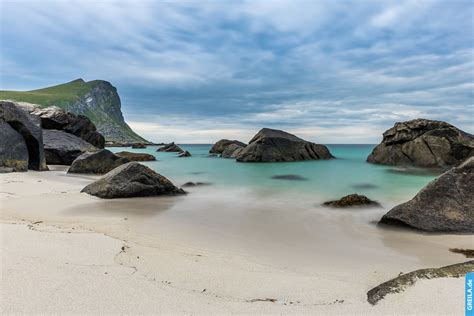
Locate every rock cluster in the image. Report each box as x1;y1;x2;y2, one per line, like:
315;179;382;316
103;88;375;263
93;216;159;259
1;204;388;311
81;162;185;198
379;157;474;232
157;142;184;152
0;101;48;171
367;119;474;168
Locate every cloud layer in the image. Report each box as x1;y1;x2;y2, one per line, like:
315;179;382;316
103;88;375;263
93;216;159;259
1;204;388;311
1;0;472;143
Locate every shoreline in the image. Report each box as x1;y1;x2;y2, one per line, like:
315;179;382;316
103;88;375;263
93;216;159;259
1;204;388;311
1;168;471;314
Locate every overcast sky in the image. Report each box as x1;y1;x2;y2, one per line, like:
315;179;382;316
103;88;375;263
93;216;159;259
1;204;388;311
1;0;473;143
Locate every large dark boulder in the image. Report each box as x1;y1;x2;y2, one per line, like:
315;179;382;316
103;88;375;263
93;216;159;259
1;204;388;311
31;106;105;148
209;139;246;154
43;129;98;165
81;162;185;198
68;149;129;174
367;119;474;168
115;151;156;161
379;157;474;232
0;101;48;171
157;142;183;152
221;143;245;158
236;128;334;162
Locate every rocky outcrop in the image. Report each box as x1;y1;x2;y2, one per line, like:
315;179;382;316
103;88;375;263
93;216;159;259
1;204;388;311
131;143;146;149
236;128;334;162
30;106;105;148
379;157;474;232
68;149;129;174
81;162;185;198
157;142;183;152
367;119;474;168
323;194;380;207
209;139;246;154
115;151;156;161
43;129;98;165
380;157;474;232
0;101;48;171
178;151;192;157
367;260;474;305
221;143;245;158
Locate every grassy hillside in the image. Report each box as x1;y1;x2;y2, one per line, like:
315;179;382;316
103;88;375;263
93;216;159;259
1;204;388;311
0;79;148;143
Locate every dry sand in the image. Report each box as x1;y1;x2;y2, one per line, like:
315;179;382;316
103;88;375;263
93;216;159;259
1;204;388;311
0;167;471;314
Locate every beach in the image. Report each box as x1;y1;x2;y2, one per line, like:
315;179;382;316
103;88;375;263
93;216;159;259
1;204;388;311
1;163;471;314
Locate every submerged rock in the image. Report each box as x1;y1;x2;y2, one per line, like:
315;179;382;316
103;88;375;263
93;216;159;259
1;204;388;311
367;119;474;168
115;151;156;161
68;149;129;174
221;143;245;158
31;106;105;148
236;128;334;162
323;194;380;207
157;142;184;152
81;162;185;198
271;174;308;181
0;101;48;171
379;157;474;232
43;129;98;165
182;181;211;187
209;139;246;154
178;150;192;157
367;260;474;305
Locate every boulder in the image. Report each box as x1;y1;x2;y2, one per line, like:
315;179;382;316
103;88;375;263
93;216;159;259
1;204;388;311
379;157;474;232
81;162;185;198
131;143;146;149
43;129;98;165
221;143;245;158
31;106;105;148
236;128;334;162
157;142;183;152
367;119;474;168
209;139;246;154
68;149;129;174
178;150;192;157
0;101;48;171
323;194;380;207
115;151;156;161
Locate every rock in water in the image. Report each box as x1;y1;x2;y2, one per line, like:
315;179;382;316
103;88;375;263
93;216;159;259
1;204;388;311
157;142;184;152
379;157;474;232
68;149;129;174
115;151;156;161
0;101;48;171
131;143;146;149
236;128;334;162
221;143;245;158
81;162;185;198
209;139;246;154
43;130;98;165
178;150;192;157
323;194;380;207
367;119;474;168
31;106;105;148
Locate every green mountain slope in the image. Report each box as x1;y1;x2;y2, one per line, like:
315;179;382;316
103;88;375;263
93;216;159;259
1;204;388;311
0;79;148;143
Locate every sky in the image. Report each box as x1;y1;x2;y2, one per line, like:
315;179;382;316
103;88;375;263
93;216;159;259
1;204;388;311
1;0;473;143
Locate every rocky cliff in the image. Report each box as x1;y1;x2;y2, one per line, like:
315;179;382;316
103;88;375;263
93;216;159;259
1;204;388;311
0;79;148;143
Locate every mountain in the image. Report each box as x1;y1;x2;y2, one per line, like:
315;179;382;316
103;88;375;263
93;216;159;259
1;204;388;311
0;79;148;143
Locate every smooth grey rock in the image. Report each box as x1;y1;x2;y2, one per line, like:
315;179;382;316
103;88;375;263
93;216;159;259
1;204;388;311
115;151;156;161
367;119;474;168
43;129;98;165
379;157;474;232
236;128;334;162
68;149;129;174
81;162;185;198
157;142;183;152
0;101;48;171
209;139;246;154
221;143;245;158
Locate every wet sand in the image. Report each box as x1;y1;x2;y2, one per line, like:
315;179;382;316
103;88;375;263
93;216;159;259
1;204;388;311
1;167;471;314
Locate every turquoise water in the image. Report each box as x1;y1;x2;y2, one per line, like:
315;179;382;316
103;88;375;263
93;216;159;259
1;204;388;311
110;144;438;204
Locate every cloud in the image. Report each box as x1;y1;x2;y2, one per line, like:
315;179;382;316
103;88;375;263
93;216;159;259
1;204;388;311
1;0;472;142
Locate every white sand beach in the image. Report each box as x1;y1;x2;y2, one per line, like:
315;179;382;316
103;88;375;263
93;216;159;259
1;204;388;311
0;167;471;314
